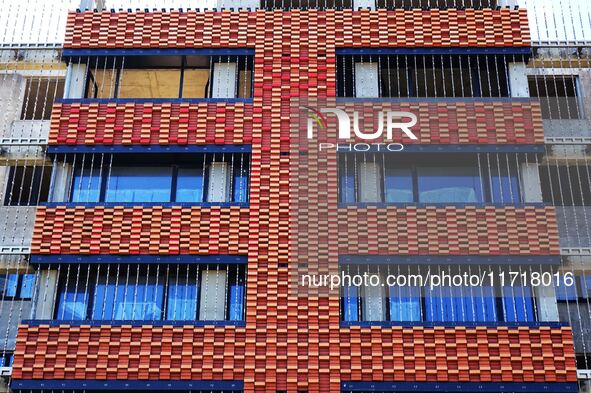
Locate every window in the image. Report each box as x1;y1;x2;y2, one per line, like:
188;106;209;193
528;76;582;119
339;153;522;204
68;153;250;204
3;166;51;206
55;264;246;322
540;165;591;206
341;265;538;323
337;54;511;98
20;77;64;120
0;352;13;367
85;55;253;99
0;274;35;300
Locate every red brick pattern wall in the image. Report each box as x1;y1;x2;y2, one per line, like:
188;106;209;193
12;324;576;383
32;206;251;255
49;102;254;145
338;206;560;255
13;325;247;380
13;9;577;393
50;101;543;146
339;326;576;383
63;9;531;49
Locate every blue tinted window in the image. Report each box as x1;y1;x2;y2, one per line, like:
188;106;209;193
94;276;164;320
0;353;13;367
57;285;88;320
389;285;421;321
489;160;520;203
2;274;18;297
71;168;101;202
424;286;497;322
229;283;245;321
342;285;359;321
176;167;204;202
20;274;36;299
503;286;535;322
340;157;356;204
418;166;483;203
105;167;172;202
233;166;249;203
384;167;414;203
166;280;198;320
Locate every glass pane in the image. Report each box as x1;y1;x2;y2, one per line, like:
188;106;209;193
92;281;115;320
4;274;19;297
229;283;244;321
503;286;535;322
166;280;198;320
113;279;164;320
106;167;172;203
176;167;204;203
19;274;36;299
342;285;359;321
71;168;101;202
389;285;421;321
417;166;483;203
94;276;164;320
233;166;249;203
182;69;210;98
118;69;181;99
384;166;414;203
489;159;520;203
57;288;88;320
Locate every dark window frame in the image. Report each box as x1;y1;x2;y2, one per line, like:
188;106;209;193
54;263;246;322
68;153;251;204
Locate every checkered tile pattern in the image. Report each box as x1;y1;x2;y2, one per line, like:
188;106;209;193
50;102;254;145
32;206;250;255
49;100;543;146
63;9;530;49
338;206;560;255
12;8;577;393
13;324;576;385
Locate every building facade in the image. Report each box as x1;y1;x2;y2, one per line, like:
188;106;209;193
0;0;590;392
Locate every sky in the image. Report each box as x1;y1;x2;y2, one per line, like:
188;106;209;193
0;0;589;45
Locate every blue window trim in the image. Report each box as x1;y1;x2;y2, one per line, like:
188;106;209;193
63;48;255;58
11;379;244;391
336;47;533;56
47;144;251;155
338;202;547;208
340;255;561;265
41;201;249;208
340;321;568;328
332;144;544;154
56;97;253;104
341;381;577;392
30;254;248;265
21;319;246;328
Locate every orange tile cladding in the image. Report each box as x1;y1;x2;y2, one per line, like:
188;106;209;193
11;8;578;393
49;100;543;146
